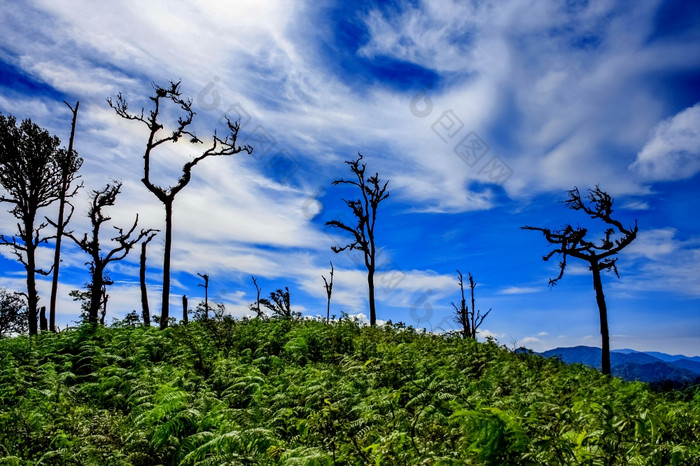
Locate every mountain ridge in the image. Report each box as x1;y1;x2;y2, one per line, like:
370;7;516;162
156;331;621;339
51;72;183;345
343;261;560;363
540;345;700;386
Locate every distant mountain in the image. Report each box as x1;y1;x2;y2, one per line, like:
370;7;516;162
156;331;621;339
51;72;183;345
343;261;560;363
616;348;700;364
540;346;700;386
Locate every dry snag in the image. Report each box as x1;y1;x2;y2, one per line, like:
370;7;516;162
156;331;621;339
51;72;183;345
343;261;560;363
326;153;389;326
109;80;252;329
522;186;638;375
64;182;157;325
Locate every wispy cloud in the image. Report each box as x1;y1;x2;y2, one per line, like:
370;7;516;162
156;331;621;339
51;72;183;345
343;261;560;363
499;286;540;295
631;103;700;181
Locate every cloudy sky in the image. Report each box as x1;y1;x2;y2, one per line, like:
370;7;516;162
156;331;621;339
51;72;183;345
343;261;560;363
1;0;699;355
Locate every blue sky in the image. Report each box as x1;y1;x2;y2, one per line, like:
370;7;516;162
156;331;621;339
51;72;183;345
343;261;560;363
1;0;699;355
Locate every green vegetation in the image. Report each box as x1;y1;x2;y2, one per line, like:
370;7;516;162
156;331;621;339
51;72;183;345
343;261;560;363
0;318;698;465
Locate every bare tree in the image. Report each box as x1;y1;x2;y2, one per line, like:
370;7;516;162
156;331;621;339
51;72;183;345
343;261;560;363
249;276;264;318
452;270;490;339
48;101;83;332
109;80;252;329
322;261;334;324
260;287;298;319
0;114;69;335
64;182;157;325
182;295;189;324
522;186;638;375
139;232;158;327
198;273;209;321
326;153;389;326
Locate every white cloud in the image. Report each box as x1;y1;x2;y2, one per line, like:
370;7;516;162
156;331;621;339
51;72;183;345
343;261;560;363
631;103;700;181
626;228;679;260
500;286;540;295
478;328;505;341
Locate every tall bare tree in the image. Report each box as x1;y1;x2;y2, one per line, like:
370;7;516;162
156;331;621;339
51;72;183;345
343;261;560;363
198;273;209;321
452;270;490;339
326;153;389;326
249;276;264;318
322;261;334;324
109;81;252;329
64;182;157;325
48;101;83;332
139;231;158;327
522;186;638;375
0;115;70;335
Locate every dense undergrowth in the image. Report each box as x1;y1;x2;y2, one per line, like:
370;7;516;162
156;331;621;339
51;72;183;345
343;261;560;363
0;317;698;465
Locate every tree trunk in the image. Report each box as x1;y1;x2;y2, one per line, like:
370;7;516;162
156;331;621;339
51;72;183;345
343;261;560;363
140;241;151;327
50;101;79;333
40;306;48;331
49;192;65;332
88;267;104;326
367;267;376;326
25;233;39;336
591;263;611;376
160;199;173;330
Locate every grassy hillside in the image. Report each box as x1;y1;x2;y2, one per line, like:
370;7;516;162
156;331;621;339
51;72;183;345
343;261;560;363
0;318;698;465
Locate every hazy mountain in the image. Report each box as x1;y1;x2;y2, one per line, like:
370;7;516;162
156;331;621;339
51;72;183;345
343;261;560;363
540;346;700;385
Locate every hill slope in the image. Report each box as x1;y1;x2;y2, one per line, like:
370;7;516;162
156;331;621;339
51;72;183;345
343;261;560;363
1;319;699;464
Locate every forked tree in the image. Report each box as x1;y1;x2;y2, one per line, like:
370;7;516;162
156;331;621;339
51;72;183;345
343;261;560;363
109;81;252;329
522;186;638;375
0;115;78;335
64;182;157;325
139;231;158;327
249;276;264;318
326;153;389;326
322;261;334;324
452;270;490;339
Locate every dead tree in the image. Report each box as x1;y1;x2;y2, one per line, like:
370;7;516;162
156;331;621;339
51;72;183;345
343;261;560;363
48;101;83;332
452;270;490;339
522;186;638;375
109;80;252;329
197;273;209;321
64;182;157;325
182;295;188;324
39;306;48;332
0;115;69;335
249;276;264;318
322;261;334;324
139;232;158;327
326;153;389;326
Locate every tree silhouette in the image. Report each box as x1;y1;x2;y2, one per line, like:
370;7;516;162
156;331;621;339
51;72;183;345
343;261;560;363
139;231;158;327
452;270;490;339
198;273;209;321
48;101;83;332
109;80;252;329
326;153;389;326
322;261;334;324
0;114;72;335
249;276;264;318
64;182;157;325
0;288;28;338
522;186;638;375
260;287;298;318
